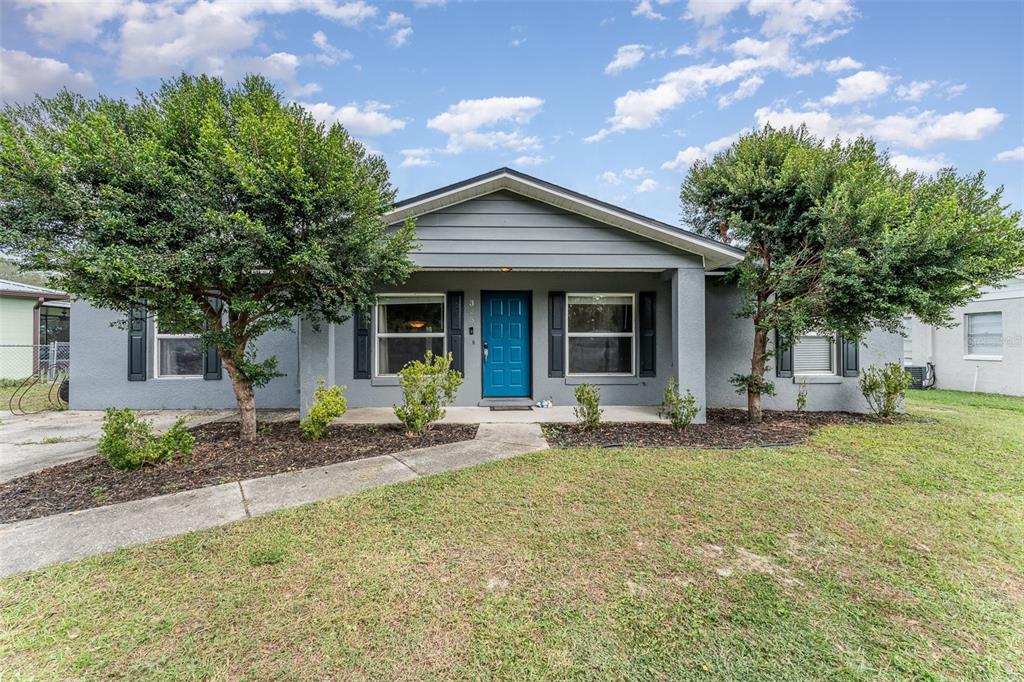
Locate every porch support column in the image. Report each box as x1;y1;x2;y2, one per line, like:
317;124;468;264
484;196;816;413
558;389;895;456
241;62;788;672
670;267;707;424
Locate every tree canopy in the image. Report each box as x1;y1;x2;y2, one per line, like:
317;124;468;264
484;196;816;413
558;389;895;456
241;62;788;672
681;125;1024;421
0;74;415;439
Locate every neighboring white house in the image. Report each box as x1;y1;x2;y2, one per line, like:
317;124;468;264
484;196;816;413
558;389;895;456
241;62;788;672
903;278;1024;396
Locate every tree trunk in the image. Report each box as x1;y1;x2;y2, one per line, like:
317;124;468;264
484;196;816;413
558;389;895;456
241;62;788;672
221;354;258;442
749;326;768;424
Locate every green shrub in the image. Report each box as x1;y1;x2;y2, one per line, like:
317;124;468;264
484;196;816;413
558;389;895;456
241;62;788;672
796;380;809;412
859;363;912;418
97;408;194;472
301;380;348;440
394;352;463;434
573;383;602;431
658;377;699;431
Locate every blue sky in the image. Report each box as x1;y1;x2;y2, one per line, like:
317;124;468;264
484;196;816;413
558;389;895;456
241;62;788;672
2;0;1022;225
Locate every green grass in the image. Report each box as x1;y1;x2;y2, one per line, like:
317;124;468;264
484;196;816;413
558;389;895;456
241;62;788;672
2;390;1022;680
0;378;64;413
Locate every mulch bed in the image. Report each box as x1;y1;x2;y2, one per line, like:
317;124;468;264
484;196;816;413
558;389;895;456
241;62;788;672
543;409;878;449
0;422;478;524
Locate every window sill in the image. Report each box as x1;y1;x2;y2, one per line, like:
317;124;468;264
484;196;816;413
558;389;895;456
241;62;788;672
963;355;1002;362
793;374;842;384
566;376;642;386
371;376;400;387
153;375;204;381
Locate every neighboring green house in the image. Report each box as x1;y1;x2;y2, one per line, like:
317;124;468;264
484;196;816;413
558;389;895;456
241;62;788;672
0;279;70;380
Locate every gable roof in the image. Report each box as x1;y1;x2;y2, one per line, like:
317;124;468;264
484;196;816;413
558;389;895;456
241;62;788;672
386;168;745;271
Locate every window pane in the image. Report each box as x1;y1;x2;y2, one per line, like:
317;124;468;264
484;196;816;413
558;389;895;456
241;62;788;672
793;335;833;374
159;338;203;376
378;336;444;375
568;337;632;374
378;296;444;334
568;295;633;333
902;317;913;365
967;312;1002;355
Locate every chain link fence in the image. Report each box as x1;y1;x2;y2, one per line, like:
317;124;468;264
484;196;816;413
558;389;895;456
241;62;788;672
1;343;70;413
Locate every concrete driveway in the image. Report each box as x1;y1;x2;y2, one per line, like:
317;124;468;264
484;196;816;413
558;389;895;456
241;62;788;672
0;409;246;483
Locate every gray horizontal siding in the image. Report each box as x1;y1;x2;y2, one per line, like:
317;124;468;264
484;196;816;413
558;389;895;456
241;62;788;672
396;190;701;269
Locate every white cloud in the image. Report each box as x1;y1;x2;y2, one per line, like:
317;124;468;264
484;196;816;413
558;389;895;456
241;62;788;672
896;80;933;102
513;155;546;166
635;178;659;193
819;70;892;106
824;56;862;72
994;145;1024;162
400;148;436;167
622;167;649;179
748;0;855;39
0;48;94;103
428;96;544;153
412;0;446;6
605;44;649;75
383;11;410;28
312;30;353;64
946;83;968;98
510;37;527;48
718;75;764;109
301;100;406;136
754;106;1005;149
674;44;694;56
600;171;621;184
686;0;745;25
632;0;668;20
661;131;744;171
16;0;126;45
388;26;413;47
889;153;949;175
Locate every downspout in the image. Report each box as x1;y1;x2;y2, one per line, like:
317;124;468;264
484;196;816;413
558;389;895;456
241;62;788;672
32;296;43;373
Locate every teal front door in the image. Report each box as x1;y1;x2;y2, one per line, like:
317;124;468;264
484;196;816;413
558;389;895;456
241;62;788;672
482;291;531;397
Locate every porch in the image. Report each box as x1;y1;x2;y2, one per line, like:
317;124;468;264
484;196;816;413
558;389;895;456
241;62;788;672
336;404;667;424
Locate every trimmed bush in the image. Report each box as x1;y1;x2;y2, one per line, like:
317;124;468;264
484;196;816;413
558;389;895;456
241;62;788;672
658;377;699;431
301;380;348;440
394;352;463;434
859;363;912;418
574;383;602;431
97;408;194;472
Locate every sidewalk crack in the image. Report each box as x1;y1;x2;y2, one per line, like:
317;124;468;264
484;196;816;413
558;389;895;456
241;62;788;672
389;453;422;477
237;481;251;518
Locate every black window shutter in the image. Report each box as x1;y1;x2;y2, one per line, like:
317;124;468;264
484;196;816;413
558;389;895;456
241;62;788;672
127;306;148;381
840;336;859;377
638;291;656;377
548;291;565;378
775;330;793;378
354;306;371;379
203;297;223;380
446;291;465;375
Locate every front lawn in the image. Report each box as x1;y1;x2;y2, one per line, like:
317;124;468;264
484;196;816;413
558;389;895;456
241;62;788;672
2;390;1022;679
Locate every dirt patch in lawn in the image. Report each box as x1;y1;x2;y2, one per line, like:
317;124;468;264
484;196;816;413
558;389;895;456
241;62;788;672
543;409;877;449
0;422;478;524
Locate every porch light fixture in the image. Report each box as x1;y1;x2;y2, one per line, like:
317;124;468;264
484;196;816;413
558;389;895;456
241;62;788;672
500;266;512;272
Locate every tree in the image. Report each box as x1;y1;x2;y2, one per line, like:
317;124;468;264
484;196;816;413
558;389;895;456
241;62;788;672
681;126;1023;423
0;74;415;441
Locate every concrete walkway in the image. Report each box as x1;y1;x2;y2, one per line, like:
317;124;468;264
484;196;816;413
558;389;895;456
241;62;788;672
0;409;297;483
0;423;548;577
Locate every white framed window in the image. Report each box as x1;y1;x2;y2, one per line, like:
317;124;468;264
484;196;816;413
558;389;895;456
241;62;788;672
793;333;835;375
154;319;204;378
965;311;1002;359
566;293;635;376
902;316;913;365
375;294;446;376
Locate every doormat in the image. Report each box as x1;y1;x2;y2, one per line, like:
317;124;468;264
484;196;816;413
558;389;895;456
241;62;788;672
489;405;534;411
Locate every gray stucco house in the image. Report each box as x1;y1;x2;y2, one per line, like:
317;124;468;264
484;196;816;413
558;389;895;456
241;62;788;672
903;277;1023;396
70;168;901;418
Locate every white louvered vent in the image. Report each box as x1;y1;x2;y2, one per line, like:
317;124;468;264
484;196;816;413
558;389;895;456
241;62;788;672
793;335;834;374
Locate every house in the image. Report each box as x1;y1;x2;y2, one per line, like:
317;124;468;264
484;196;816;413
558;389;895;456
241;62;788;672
69;168;902;416
903;278;1023;396
0;279;70;380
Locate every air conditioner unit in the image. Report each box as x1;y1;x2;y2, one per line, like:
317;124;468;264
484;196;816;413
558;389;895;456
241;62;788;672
907;364;931;390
